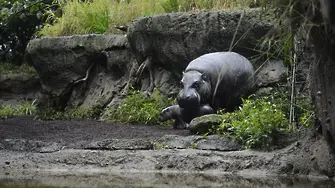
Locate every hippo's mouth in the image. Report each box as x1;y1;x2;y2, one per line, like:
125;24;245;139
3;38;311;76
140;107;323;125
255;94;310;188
178;99;200;109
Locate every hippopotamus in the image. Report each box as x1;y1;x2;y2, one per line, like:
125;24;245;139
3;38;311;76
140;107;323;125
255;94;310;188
158;104;214;129
177;51;255;112
159;51;255;129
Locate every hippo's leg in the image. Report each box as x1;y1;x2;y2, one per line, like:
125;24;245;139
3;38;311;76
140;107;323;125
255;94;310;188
136;56;154;93
174;115;189;129
199;104;215;115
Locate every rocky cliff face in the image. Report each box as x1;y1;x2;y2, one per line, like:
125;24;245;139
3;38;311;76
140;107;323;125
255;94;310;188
25;8;283;112
127;9;274;73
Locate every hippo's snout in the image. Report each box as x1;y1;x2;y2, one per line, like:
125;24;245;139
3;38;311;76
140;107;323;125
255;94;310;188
159;108;170;122
177;93;200;109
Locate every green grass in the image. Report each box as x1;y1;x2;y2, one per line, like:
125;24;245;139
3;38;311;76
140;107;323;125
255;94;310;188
213;95;290;149
0;63;36;74
210;87;314;149
38;0;255;36
0;100;104;120
106;88;175;126
0;88;174;125
0;101;37;119
40;0;111;36
36;104;104;120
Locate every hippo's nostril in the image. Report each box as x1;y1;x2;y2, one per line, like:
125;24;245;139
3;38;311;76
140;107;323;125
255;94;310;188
186;96;191;100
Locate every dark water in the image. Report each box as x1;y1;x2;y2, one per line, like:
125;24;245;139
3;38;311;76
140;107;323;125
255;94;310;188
1;172;335;188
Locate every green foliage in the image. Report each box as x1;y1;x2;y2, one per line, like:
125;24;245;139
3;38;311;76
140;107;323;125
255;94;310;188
39;0;165;36
0;105;17;119
257;85;314;129
0;0;60;64
295;95;314;128
39;0;110;36
0;100;37;119
0;63;36;74
0;100;104;120
35;106;64;120
160;0;252;12
65;104;104;120
39;0;255;36
36;104;104;120
107;89;175;125
214;95;289;149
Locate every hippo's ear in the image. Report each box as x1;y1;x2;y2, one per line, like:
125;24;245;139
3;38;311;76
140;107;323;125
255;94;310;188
201;73;208;81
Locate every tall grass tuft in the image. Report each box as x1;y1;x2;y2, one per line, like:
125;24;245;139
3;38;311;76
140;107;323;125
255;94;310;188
39;0;111;36
0;101;37;119
107;0;165;33
39;0;254;36
160;0;252;12
106;89;175;126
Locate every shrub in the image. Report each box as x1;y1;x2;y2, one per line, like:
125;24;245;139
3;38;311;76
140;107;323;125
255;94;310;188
64;104;104;120
160;0;252;12
39;0;110;36
214;95;289;149
0;0;60;64
36;104;104;120
38;0;255;36
0;63;36;74
39;0;166;36
107;89;175;125
0;100;37;119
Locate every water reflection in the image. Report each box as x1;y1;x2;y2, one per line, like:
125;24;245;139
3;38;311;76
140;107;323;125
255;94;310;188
1;172;335;188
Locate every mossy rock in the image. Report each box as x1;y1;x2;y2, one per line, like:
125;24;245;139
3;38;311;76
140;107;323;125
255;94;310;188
188;114;224;134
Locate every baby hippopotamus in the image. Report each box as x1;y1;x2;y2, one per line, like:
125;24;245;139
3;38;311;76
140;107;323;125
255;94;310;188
159;51;255;129
158;104;214;129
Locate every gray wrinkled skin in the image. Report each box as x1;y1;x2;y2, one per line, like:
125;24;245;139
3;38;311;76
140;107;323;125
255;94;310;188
177;71;211;109
178;52;255;112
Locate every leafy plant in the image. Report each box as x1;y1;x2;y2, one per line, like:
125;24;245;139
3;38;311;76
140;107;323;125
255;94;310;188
39;0;110;36
214;95;289;149
0;63;36;74
107;89;175;125
36;104;104;120
160;0;254;12
38;0;257;36
0;0;60;64
64;104;104;120
39;0;166;36
0;100;37;119
35;106;64;120
0;105;17;119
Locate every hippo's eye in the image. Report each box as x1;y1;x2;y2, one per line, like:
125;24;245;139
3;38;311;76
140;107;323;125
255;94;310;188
192;81;200;89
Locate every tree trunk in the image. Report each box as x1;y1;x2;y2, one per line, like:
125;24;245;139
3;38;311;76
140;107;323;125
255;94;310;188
310;25;335;150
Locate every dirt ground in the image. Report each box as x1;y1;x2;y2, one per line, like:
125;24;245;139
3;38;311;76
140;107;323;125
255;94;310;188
1;116;335;186
0;116;189;145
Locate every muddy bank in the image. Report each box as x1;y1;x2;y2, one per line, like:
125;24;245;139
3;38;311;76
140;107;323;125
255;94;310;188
1;171;335;188
0;116;331;182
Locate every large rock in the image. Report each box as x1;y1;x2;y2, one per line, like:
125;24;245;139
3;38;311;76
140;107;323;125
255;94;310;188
0;73;41;106
255;59;287;88
25;34;133;109
188;114;225;134
23;9;283;113
127;8;275;73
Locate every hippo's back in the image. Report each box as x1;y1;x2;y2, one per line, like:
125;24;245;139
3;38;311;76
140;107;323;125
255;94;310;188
185;52;254;89
184;52;255;111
